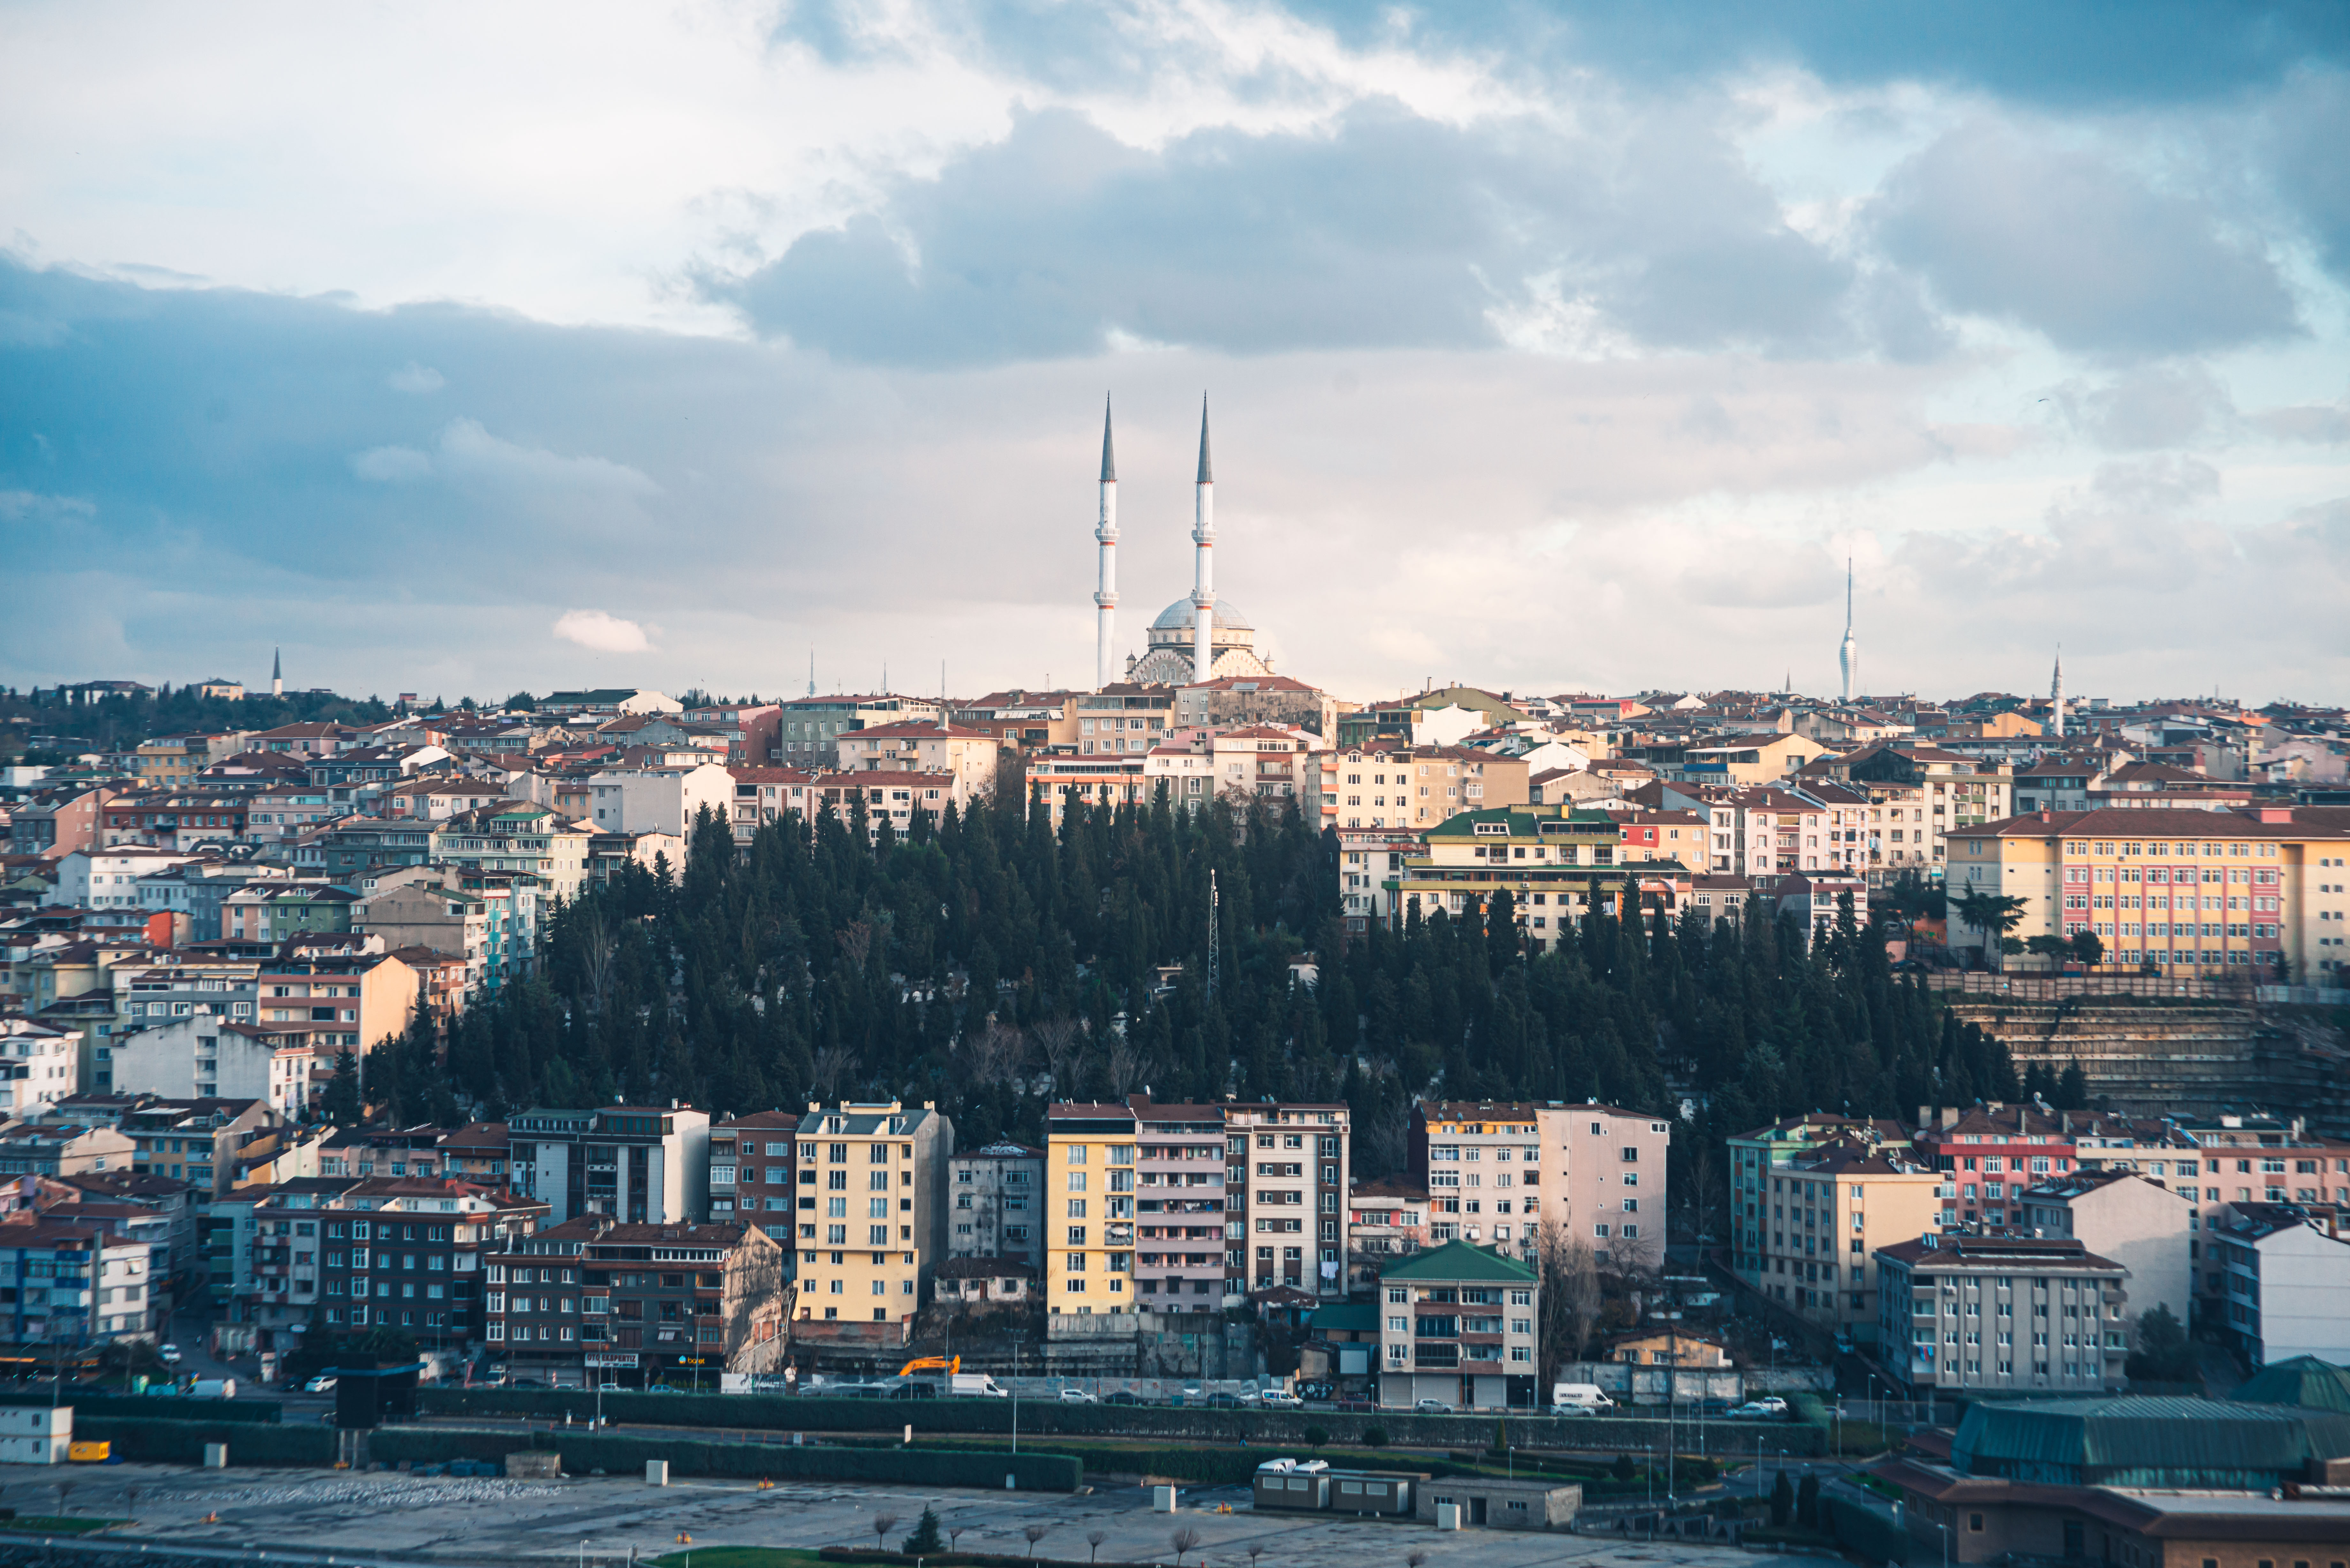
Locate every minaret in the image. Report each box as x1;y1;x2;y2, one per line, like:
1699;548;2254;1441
1190;396;1215;685
2051;647;2066;740
807;650;815;699
1836;558;1857;703
1094;396;1118;691
271;647;283;698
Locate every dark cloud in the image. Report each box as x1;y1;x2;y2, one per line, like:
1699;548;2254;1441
2262;67;2350;282
702;102;1859;366
1872;124;2301;358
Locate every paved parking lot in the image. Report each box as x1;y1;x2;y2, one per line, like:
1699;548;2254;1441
2;1465;1841;1568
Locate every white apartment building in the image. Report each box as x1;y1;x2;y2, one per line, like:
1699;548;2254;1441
1222;1099;1352;1300
587;763;734;837
2207;1203;2350;1367
507;1105;711;1226
109;1017;313;1118
0;1020;82;1119
48;847;201;909
2016;1172;2194;1327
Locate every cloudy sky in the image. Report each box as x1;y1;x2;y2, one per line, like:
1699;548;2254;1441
4;1;2346;706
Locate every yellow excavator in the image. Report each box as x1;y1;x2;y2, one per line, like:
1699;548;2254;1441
898;1355;961;1377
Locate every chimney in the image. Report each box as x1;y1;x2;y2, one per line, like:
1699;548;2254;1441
1941;1107;1959;1131
1917;1104;1930;1130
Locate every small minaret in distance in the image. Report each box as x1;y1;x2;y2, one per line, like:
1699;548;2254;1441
1190;396;1215;685
271;646;284;698
1837;558;1857;703
1094;396;1118;691
2051;648;2066;740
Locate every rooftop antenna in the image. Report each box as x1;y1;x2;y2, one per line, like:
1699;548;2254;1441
1207;868;1220;1008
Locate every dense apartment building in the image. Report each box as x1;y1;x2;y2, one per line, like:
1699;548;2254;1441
1944;806;2350;976
506;1104;711;1226
1387;807;1692;951
2015;1172;2193;1327
1911;1104;2083;1229
1375;1240;1540;1411
1409;1099;1673;1269
709;1110;800;1243
1124;1101;1232;1307
1224;1098;1353;1299
283;1178;544;1347
1748;1137;1944;1346
484;1217;787;1386
0;1216;155;1344
1346;1178;1431;1289
947;1141;1044;1271
1875;1232;2128;1396
787;1100;952;1330
1044;1101;1137;1315
1328;745;1531;833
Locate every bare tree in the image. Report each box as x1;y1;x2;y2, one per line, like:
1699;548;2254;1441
1087;1527;1108;1562
1536;1219;1603;1387
961;1020;1027;1086
579;905;619;1020
871;1512;898;1553
1103;1035;1146;1099
1031;1015;1082;1094
949;1525;967;1554
810;1044;859;1103
1024;1522;1052;1558
1406;1552;1429;1568
1247;1542;1266;1568
1170;1525;1203;1566
837;918;875;973
1359;1093;1409;1176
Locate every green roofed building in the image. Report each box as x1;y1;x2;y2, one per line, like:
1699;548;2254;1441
1386;805;1694;952
1949;1396;2350;1491
2230;1355;2350;1414
1375;1239;1538;1412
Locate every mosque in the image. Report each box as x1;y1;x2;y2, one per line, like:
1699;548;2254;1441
1091;397;1275;689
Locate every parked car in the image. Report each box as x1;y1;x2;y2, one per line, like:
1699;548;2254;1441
1204;1393;1245;1409
1104;1391;1144;1406
1058;1388;1098;1404
1725;1402;1781;1421
302;1375;337;1395
1414;1398;1453;1413
1259;1389;1303;1409
157;1345;183;1366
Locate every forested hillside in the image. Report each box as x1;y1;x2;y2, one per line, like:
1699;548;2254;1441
353;790;2016;1237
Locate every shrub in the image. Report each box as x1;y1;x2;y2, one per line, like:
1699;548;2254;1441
1361;1425;1386;1448
1610;1454;1636;1481
1769;1469;1793;1527
1796;1473;1820;1527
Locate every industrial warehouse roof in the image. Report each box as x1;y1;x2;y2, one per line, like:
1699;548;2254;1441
2230;1356;2350;1414
1951;1397;2350;1489
1375;1239;1536;1284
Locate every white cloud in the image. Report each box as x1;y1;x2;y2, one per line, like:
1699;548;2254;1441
553;608;654;652
349;418;656;496
388;361;444;393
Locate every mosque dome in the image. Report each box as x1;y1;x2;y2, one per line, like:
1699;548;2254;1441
1151;598;1252;633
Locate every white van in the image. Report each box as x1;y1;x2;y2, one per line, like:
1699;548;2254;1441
1551;1383;1614;1412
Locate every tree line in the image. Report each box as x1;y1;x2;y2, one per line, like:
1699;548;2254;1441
356;788;2016;1240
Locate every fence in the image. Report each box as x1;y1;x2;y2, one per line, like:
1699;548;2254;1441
1922;972;2251;1002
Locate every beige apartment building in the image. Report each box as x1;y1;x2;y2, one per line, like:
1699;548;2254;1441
1328;745;1531;833
1945;805;2350;976
1074;686;1175;756
1751;1137;1944;1347
838;722;1006;793
1387;807;1694;952
1044;1102;1138;1315
1407;1100;1672;1270
788;1100;952;1329
1875;1232;2128;1396
2016;1172;2193;1327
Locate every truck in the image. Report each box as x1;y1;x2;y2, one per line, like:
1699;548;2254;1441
951;1372;1007;1398
1550;1382;1615;1412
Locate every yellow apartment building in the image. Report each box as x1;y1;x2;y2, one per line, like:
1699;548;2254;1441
1044;1102;1137;1314
788;1100;952;1328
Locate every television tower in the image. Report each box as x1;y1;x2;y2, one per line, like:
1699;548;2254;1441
1837;559;1858;703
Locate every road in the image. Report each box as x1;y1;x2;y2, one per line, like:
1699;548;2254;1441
0;1464;1845;1568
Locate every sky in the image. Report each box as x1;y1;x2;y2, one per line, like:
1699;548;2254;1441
3;0;2347;707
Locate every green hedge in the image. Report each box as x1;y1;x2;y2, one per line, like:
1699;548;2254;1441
0;1394;281;1424
368;1427;1081;1492
416;1389;1816;1455
72;1416;332;1466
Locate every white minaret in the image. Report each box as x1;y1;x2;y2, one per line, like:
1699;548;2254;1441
2051;647;2066;740
1094;396;1118;691
271;646;283;698
1837;558;1857;703
1189;396;1215;685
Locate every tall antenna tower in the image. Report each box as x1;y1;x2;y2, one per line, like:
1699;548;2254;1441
1206;869;1220;1007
